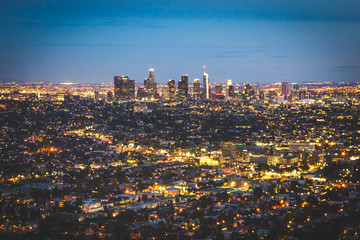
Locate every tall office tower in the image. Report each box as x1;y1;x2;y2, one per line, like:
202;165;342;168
193;79;200;100
129;80;135;99
137;87;146;99
228;85;234;97
167;79;175;98
244;83;255;99
182;74;189;97
215;84;222;95
203;71;210;99
225;79;232;97
144;68;157;98
149;68;154;80
178;74;188;98
114;76;134;100
281;82;292;101
292;83;300;101
178;79;183;97
159;86;169;99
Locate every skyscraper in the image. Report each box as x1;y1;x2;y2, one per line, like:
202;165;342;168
244;83;254;99
281;82;292;101
228;85;234;97
203;72;209;100
178;79;184;97
114;76;132;100
182;74;189;97
215;84;222;95
292;83;300;101
149;68;154;80
137;87;147;99
167;79;175;99
225;79;232;97
178;74;188;98
129;80;135;99
159;85;169;99
214;84;224;100
144;68;157;98
114;76;136;100
193;79;200;100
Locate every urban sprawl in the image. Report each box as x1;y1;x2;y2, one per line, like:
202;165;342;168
0;69;360;240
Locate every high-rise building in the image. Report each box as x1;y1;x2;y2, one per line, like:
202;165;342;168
228;85;234;97
178;79;184;97
244;83;251;95
182;74;188;97
159;86;169;99
203;72;209;99
149;68;154;80
144;68;157;98
281;82;292;101
114;76;135;100
137;87;148;99
292;83;300;101
225;79;232;97
214;84;223;100
167;79;175;99
178;74;188;98
129;80;135;99
193;79;200;100
244;83;255;99
215;84;222;95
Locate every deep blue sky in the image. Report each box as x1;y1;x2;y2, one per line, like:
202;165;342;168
1;0;360;84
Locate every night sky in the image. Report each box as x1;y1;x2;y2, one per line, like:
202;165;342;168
1;0;360;84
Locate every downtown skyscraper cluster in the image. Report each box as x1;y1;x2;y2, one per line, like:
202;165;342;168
114;68;236;101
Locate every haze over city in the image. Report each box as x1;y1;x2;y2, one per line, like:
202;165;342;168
1;0;360;83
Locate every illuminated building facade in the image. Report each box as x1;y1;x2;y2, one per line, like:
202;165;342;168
193;79;200;100
225;79;233;97
203;72;209;99
144;68;157;98
178;74;188;98
114;76;135;100
167;79;175;98
281;82;292;101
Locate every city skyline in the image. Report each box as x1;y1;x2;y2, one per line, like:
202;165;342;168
1;0;360;83
1;1;360;235
1;80;360;239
